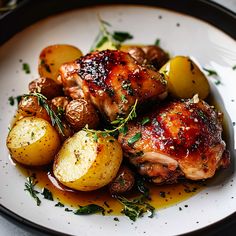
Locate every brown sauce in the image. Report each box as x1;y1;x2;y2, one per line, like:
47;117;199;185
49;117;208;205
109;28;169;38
17;164;204;215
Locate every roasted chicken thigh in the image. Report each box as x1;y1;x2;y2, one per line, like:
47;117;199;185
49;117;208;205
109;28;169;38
119;96;230;183
58;50;167;121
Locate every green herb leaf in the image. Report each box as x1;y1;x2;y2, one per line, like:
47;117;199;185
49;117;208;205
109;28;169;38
203;68;218;76
84;99;138;138
232;65;236;70
41;188;53;201
136;177;150;198
119;125;128;135
141;117;150;126
8;96;15;106
22;63;31;74
55;202;64;207
90;17;133;51
95;36;109;49
8;95;22;106
128;132;142;145
24;175;41;206
112;31;133;43
117;195;155;221
121;94;128;104
23;93;64;135
154;38;160;46
74;204;105;215
65;208;73;212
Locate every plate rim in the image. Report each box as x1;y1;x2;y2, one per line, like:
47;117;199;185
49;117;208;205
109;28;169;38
0;0;236;235
0;0;236;45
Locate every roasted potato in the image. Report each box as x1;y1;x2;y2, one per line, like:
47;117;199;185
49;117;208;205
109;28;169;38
142;45;169;69
120;45;146;65
7;117;60;166
160;56;210;99
65;99;99;131
53;130;123;191
29;77;63;99
109;165;135;194
120;45;169;69
18;96;51;122
51;96;70;112
38;44;83;81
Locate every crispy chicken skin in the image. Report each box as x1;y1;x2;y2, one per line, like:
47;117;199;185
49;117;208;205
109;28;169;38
58;50;167;121
119;97;230;183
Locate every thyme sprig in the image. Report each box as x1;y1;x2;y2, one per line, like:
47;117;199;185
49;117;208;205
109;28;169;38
83;99;138;139
24;175;41;206
23;92;64;135
117;195;155;221
90;16;133;51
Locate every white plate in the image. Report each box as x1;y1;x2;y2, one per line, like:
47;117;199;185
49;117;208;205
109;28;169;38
0;4;236;236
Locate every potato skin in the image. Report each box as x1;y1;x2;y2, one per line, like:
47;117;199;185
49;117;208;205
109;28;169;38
109;165;135;195
18;96;51;122
120;45;169;69
51;96;70;112
53;130;123;191
160;56;210;99
7;117;60;166
65;99;99;131
38;44;83;81
29;77;63;99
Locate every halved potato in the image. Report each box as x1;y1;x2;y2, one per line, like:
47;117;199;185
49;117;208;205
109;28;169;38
38;44;83;81
160;56;210;99
7;117;60;166
53;130;123;191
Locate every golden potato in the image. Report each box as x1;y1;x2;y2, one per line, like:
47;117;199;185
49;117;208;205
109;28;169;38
53;130;123;191
7;117;60;166
38;44;83;81
160;56;210;99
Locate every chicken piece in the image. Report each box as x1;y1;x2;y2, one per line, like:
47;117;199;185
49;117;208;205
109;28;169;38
58;50;167;121
118;96;230;184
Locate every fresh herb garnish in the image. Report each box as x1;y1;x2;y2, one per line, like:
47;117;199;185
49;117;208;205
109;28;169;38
23;93;64;135
90;17;133;51
8;96;15;106
22;63;31;74
74;204;105;215
154;38;160;46
55;202;64;207
119;125;128;135
121;94;128;104
121;80;134;95
203;68;218;76
141;117;150;126
136;176;150;198
65;208;73;212
128;132;142;145
24;175;41;206
8;95;22;106
41;188;53;201
233;65;236;70
113;32;133;43
117;195;155;221
84;99;138;139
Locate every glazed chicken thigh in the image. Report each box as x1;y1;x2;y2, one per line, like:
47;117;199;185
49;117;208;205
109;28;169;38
58;50;167;121
119;96;230;183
